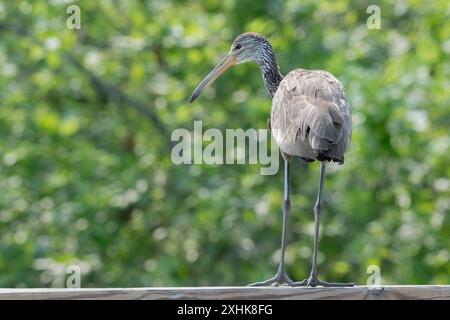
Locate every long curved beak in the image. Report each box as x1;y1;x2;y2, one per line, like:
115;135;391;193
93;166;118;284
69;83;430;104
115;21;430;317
190;54;236;103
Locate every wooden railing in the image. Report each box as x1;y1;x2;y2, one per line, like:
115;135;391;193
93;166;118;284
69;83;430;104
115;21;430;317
0;286;448;300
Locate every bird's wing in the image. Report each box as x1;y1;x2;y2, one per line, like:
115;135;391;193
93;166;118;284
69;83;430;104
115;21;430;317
271;69;351;160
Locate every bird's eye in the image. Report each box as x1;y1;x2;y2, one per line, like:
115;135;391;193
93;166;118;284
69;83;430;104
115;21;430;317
235;43;242;50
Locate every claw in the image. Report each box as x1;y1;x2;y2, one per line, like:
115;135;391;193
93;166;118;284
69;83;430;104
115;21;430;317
248;272;295;287
294;276;355;287
293;279;308;287
316;280;356;287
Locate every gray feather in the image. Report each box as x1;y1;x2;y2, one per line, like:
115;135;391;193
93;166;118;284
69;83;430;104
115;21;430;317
270;69;352;163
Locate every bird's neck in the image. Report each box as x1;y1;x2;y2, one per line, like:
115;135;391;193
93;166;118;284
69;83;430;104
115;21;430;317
256;47;283;98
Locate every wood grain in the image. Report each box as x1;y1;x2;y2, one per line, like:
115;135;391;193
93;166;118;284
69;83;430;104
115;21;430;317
0;286;448;300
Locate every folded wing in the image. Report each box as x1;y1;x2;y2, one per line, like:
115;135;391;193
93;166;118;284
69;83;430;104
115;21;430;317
270;69;352;163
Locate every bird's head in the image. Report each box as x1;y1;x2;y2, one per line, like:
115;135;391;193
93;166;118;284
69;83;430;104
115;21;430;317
190;32;271;102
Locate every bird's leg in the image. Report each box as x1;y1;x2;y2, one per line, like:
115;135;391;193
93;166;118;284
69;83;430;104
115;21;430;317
295;162;355;287
248;159;294;287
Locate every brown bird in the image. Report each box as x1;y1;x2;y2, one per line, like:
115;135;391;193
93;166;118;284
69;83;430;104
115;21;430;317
190;32;353;287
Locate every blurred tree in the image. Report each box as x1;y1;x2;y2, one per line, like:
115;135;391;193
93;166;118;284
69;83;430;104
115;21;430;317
0;0;448;287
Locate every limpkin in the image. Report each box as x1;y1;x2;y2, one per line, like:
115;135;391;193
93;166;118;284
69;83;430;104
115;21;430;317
190;32;353;287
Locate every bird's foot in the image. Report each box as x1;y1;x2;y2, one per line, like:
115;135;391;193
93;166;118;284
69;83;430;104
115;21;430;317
294;276;355;287
248;270;295;287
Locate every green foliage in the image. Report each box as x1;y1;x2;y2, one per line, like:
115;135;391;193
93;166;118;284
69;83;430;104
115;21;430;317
0;0;448;287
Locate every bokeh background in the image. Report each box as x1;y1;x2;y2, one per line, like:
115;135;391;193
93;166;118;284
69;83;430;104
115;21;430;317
0;0;448;287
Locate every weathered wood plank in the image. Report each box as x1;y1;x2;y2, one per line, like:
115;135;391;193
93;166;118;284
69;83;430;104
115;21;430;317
0;286;448;300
